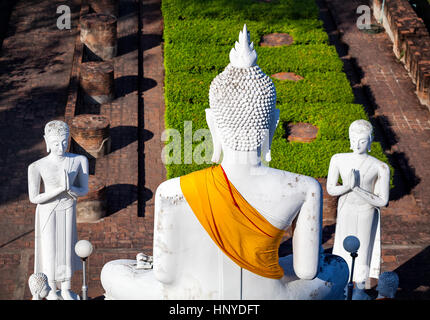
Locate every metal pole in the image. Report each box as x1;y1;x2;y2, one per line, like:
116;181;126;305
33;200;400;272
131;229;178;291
82;257;88;300
347;252;358;300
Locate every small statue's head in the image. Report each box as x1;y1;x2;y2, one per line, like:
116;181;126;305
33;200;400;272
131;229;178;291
376;271;399;299
348;119;373;154
44;120;70;156
207;25;280;163
28;273;50;299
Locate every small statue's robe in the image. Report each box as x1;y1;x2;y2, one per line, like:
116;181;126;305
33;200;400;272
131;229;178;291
180;165;284;279
34;156;81;282
332;198;381;282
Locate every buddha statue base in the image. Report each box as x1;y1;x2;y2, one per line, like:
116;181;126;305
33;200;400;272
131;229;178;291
101;253;348;300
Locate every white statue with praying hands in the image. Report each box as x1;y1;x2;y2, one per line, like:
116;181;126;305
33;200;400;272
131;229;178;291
101;25;349;300
28;120;89;300
327;119;390;288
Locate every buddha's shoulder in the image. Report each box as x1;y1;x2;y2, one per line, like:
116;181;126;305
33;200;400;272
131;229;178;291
267;167;321;192
155;177;183;199
367;156;390;171
28;156;49;170
330;152;352;162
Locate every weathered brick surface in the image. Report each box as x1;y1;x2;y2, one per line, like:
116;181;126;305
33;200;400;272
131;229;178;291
372;0;430;108
80;13;117;61
71;114;110;153
79;61;115;103
88;0;119;17
76;175;107;223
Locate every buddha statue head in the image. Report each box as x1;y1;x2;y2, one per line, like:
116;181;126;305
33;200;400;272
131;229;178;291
28;272;51;300
44;120;70;156
348;119;373;154
376;271;399;299
207;25;280;163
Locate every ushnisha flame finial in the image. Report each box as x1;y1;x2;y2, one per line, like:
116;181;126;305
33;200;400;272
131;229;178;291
229;24;257;68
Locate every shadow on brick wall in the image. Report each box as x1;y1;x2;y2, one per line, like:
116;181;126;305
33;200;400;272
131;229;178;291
105;183;138;217
104;183;153;217
395;245;430;300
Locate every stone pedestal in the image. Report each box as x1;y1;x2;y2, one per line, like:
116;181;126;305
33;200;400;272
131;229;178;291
70;114;111;158
80;13;117;60
80;61;115;104
88;0;119;17
77;175;107;223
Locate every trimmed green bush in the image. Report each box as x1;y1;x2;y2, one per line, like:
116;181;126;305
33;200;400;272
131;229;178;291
162;0;392;182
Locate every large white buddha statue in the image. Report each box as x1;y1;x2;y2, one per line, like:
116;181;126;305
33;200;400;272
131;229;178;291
101;25;349;300
28;120;89;300
327;119;390;288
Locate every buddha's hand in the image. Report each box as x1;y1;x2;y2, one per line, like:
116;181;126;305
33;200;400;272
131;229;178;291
348;169;359;191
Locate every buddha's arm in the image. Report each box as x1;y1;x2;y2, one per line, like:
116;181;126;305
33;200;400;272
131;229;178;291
68;156;89;198
326;155;350;197
292;179;322;280
153;182;178;285
28;163;65;204
352;164;390;207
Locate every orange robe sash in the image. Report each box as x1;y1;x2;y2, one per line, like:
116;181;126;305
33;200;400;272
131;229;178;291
179;165;285;279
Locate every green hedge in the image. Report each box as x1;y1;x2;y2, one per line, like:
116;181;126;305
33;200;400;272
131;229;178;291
162;0;392;182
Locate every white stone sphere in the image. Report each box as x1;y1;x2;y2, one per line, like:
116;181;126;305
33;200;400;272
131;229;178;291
75;240;94;258
343;236;360;253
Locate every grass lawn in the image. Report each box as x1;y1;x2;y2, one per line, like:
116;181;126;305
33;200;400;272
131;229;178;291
162;0;391;181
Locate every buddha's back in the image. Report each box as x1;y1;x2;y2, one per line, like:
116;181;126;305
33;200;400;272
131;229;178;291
153;165;323;299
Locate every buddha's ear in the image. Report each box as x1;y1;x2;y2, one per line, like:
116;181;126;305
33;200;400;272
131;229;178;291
272;108;280;137
368;134;373;152
43;135;50;153
262;109;280;162
205;109;222;163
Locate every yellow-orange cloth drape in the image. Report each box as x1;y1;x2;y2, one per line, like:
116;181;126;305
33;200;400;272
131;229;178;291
179;165;285;279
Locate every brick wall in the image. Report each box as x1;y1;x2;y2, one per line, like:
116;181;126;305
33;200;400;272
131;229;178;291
372;0;430;109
